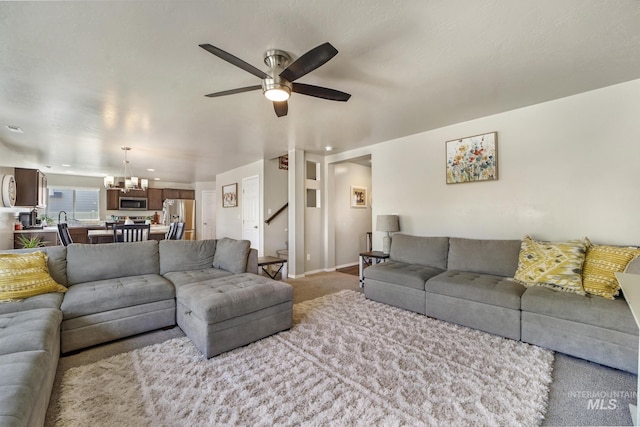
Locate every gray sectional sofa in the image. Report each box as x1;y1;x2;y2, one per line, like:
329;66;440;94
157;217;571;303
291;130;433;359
364;234;640;374
0;238;292;427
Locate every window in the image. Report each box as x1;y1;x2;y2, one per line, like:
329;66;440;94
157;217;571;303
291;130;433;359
47;188;100;221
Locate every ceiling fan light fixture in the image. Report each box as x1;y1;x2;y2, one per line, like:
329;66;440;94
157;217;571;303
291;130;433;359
262;50;292;102
264;87;290;102
262;75;292;102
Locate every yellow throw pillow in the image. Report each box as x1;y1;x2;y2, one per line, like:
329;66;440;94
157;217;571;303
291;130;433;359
0;251;67;302
583;244;640;299
514;236;587;295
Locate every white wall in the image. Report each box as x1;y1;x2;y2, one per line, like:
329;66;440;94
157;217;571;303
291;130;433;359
215;160;264;253
366;79;640;249
334;162;372;266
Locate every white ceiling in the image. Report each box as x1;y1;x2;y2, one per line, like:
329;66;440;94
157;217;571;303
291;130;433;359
1;1;639;184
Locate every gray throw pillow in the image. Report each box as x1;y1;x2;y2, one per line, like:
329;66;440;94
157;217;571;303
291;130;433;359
212;238;251;274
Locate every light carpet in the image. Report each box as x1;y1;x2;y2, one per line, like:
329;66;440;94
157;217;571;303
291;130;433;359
55;291;554;426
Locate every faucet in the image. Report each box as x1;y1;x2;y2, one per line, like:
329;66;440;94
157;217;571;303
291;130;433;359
58;211;68;224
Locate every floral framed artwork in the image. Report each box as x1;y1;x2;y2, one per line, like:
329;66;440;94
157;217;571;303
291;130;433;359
445;131;498;184
222;183;238;208
350;186;367;208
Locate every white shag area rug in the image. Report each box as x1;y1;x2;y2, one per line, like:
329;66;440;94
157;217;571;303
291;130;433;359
55;291;554;426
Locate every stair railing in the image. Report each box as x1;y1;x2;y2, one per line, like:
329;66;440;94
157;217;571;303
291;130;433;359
264;203;288;225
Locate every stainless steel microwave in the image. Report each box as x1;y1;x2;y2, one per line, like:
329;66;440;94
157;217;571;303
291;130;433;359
119;197;148;210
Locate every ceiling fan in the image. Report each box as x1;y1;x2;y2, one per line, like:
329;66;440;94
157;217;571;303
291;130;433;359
199;42;351;117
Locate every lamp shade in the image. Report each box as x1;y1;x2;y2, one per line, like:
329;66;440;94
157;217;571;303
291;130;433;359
376;215;400;233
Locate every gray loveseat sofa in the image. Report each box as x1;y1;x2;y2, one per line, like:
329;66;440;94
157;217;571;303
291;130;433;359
364;234;639;374
0;237;293;427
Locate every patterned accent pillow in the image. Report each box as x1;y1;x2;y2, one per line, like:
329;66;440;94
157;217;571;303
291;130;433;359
0;251;67;302
514;236;587;295
582;243;640;299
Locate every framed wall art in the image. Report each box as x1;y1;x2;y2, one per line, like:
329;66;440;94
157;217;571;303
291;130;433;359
350;186;368;208
222;183;238;208
279;155;288;170
445;131;498;184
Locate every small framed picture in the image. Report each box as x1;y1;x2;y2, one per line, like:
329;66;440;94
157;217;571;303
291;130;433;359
350;186;367;208
278;155;288;170
446;131;498;184
222;183;238;208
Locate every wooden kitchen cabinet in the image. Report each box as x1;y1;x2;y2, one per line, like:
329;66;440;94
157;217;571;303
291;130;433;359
106;189;120;210
126;188;147;198
162;188;180;200
15;168;47;208
179;189;195;199
147;188;163;210
163;188;194;200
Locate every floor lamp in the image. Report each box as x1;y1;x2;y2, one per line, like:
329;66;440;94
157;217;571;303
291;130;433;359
377;214;400;254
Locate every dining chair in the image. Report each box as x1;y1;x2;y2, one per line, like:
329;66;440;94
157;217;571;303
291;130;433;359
173;222;185;240
165;222;177;240
165;222;185;240
57;223;73;246
113;224;150;243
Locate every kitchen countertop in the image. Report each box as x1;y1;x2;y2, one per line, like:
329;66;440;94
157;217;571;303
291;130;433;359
14;227;59;233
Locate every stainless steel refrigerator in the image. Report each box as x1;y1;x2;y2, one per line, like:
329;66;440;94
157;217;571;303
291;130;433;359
162;199;196;240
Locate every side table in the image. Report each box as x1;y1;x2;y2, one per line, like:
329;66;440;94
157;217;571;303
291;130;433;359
359;251;389;288
258;256;287;280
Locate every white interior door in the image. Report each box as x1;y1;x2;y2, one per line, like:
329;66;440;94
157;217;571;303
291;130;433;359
242;175;260;252
201;190;216;240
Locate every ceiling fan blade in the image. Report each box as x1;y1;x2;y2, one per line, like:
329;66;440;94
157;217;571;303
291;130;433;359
279;42;338;82
199;44;270;79
205;85;262;98
273;101;288;117
292;83;351;101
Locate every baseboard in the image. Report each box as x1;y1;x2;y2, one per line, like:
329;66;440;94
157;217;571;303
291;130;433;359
334;262;358;270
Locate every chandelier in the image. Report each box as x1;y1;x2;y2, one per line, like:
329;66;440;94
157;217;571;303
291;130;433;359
103;146;148;193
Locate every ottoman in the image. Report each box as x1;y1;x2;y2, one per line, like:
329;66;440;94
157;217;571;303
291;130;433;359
176;273;293;358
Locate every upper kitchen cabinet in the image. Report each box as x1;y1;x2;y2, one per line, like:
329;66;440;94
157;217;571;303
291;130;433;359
147;188;163;211
179;189;195;200
162;188;194;200
126;188;147;198
162;188;180;200
15;168;47;208
106;189;120;210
